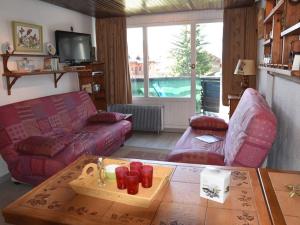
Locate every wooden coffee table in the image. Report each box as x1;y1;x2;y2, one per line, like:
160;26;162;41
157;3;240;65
3;156;272;225
258;168;300;225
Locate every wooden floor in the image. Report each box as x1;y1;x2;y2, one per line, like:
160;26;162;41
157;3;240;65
124;132;182;150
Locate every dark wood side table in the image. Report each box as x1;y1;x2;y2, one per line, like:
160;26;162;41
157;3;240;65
228;95;240;118
258;168;300;225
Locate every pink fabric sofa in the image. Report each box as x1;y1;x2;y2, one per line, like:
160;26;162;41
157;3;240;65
0;91;132;185
167;88;277;168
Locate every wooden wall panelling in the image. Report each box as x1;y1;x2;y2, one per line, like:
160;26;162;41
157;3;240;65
222;8;246;105
264;22;272;39
281;1;300;65
222;7;257;105
282;36;299;65
285;1;300;27
271;14;283;64
245;6;257;89
40;0;254;18
265;0;275;16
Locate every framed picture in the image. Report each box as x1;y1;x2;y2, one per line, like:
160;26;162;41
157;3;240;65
12;21;43;52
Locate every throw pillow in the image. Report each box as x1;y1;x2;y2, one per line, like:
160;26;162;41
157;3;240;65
88;112;126;123
189;115;228;131
16;136;66;157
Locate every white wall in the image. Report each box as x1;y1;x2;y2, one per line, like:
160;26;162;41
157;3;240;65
127;10;223;129
0;0;94;177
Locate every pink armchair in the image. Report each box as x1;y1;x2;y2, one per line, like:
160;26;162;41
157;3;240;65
167;88;277;168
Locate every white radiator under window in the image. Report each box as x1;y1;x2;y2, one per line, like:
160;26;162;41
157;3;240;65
108;104;164;133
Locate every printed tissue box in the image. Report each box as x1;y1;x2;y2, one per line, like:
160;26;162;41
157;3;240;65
200;168;231;203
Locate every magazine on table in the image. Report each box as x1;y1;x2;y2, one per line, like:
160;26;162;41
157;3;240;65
195;135;223;143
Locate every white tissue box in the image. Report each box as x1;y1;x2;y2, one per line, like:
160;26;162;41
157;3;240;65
200;168;231;203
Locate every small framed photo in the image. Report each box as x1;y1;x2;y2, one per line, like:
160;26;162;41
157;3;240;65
12;21;43;52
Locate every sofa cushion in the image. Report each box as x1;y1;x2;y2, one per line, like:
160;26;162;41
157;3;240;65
16;136;67;157
189;115;228;131
167;127;226;165
88;112;126;123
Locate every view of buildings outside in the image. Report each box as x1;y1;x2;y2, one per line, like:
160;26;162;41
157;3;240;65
127;23;223;112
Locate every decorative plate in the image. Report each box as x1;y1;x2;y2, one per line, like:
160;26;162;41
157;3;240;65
46;43;56;56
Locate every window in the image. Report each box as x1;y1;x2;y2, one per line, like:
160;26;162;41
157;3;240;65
127;22;223;109
127;27;144;97
147;25;191;98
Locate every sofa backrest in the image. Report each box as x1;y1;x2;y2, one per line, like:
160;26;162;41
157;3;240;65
0;91;96;151
224;88;277;167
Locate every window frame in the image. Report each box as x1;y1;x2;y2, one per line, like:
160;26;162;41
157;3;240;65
127;12;223;101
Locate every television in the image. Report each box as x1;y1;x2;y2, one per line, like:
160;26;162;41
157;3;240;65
55;30;92;65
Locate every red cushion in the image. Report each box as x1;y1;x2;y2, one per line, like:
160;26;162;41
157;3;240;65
189;115;228;131
16;136;66;157
88;112;126;123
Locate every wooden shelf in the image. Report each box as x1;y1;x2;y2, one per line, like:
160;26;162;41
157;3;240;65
264;0;285;24
259;66;292;76
259;66;300;84
263;39;272;46
3;71;67;77
2;70;71;95
0;53;58;58
281;22;300;37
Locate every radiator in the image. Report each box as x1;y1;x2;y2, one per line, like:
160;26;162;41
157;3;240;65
108;104;163;133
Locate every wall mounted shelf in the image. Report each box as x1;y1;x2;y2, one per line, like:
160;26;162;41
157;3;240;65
263;0;300;68
259;66;300;84
263;0;285;24
259;66;292;76
3;71;68;95
281;22;300;37
1;53;73;95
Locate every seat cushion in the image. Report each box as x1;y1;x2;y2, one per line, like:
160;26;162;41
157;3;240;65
88;112;126;123
167;127;226;165
16;136;69;157
189;115;228;131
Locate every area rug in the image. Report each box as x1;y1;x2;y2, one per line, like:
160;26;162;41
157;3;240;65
111;146;170;161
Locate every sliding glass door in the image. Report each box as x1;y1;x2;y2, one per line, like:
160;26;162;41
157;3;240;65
147;25;192;98
127;22;223;113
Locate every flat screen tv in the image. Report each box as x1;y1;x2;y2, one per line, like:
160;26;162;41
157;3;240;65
55;30;92;65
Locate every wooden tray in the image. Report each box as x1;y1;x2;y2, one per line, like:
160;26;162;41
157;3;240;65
69;158;174;208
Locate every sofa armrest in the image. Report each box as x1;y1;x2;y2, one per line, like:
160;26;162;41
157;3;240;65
0;146;20;170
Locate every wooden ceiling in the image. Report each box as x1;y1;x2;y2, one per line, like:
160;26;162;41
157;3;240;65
40;0;255;18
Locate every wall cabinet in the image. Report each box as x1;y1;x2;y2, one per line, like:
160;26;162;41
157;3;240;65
262;0;300;77
77;63;107;111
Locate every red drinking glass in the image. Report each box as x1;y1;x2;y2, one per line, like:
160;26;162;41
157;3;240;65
115;166;129;189
130;161;143;182
141;165;153;188
125;171;139;195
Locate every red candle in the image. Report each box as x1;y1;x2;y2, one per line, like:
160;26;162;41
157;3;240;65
115;166;129;189
130;161;143;182
125;171;139;195
141;165;153;188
